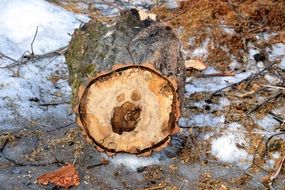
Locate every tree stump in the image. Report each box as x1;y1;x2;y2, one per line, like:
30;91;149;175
65;9;185;155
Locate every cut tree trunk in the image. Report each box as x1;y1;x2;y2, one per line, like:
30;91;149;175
65;9;185;155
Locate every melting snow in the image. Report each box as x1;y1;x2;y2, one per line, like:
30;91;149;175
268;43;285;69
0;0;89;131
254;114;281;131
107;154;159;171
179;114;225;128
185;69;253;95
190;39;209;58
0;0;88;58
211;123;252;168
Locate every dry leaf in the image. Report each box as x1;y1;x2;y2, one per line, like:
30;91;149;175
185;59;207;70
37;164;80;188
138;10;157;21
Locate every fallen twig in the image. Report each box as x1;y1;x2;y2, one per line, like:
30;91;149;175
260;84;285;90
46;122;75;133
39;101;70;106
141;184;167;190
212;62;277;96
30;26;39;55
246;91;283;115
269;112;285;124
87;159;109;169
262;155;285;189
195;72;235;78
0;153;63;167
265;132;285;157
0;46;68;69
23;45;68;59
252;135;268;172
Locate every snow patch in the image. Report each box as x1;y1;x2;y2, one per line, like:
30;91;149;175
211;123;252;168
166;0;179;9
179;114;225;127
190;39;209;58
185;70;253;95
219;97;230;107
108;154;159;171
0;0;88;58
254;114;280;131
229;59;240;70
264;74;281;85
222;27;235;35
0;0;87;130
268;43;285;69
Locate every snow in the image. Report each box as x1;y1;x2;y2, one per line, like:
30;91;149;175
222;27;235;35
254;114;281;131
229;58;241;71
248;47;260;62
190;39;209;58
266;152;281;169
269;43;285;69
185;68;254;95
211;123;252;168
219;97;230;107
107;154;159;171
179;114;225;128
166;0;179;9
0;0;88;59
264;74;281;84
0;0;88;131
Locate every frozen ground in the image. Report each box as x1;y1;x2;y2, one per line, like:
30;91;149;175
0;0;284;190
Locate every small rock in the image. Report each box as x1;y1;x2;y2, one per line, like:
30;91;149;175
253;53;266;62
137;166;146;173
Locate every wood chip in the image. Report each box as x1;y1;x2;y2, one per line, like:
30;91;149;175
185;59;207;70
37;164;80;188
218;184;228;190
138;10;157;21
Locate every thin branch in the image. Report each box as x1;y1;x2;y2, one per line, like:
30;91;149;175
260;84;285;90
212;62;277;96
269;112;285;124
31;26;39;55
252;135;268;172
0;153;63;167
265;132;285;157
0;51;18;62
23;45;68;60
194;72;235;78
246;92;283;115
127;43;136;65
87;159;109;169
46;122;75;133
0;46;67;69
38;101;70;107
